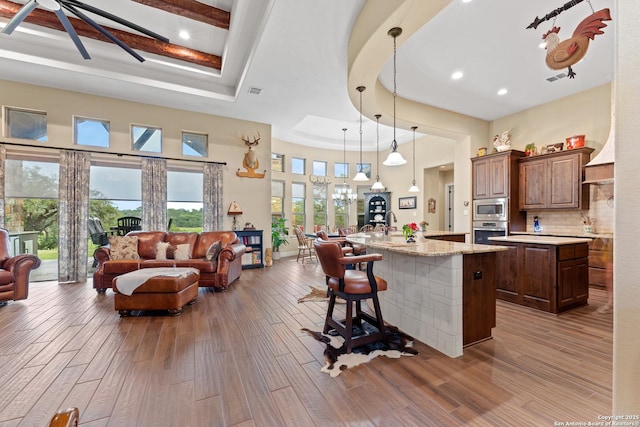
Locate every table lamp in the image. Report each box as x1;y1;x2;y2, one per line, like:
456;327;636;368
228;201;243;231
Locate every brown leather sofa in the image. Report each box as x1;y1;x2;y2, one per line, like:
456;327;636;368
93;230;246;293
0;228;42;304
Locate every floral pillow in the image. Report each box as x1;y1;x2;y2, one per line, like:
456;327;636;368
109;236;140;260
174;243;191;260
206;241;222;261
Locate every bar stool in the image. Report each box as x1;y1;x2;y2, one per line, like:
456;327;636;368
314;238;387;353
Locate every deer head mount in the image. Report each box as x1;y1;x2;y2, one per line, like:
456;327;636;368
236;132;265;179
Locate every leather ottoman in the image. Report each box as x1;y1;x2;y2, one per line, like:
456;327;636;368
113;267;199;317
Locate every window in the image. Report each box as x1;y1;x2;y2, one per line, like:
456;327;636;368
356;163;372;179
292;157;305;175
167;170;204;230
333;184;351;228
131;124;162;153
312;160;327;176
334;162;348;178
182;132;208;157
74;116;109;147
5;107;47;141
292;182;305;230
272;153;284;172
5;158;59;281
90;165;142;221
272;180;285;220
312;184;327;228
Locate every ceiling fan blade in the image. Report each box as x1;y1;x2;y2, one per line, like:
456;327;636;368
54;9;90;59
62;0;169;43
61;3;145;62
1;0;38;35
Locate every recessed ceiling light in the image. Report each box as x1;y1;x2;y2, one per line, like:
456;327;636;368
179;30;190;40
451;71;464;80
497;88;508;96
462;0;473;3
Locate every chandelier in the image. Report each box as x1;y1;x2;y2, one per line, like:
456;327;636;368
332;128;358;204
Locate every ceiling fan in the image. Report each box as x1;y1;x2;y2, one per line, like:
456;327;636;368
1;0;169;62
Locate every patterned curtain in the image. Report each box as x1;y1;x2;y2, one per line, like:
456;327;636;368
203;163;223;231
58;150;91;283
141;158;167;231
0;144;5;228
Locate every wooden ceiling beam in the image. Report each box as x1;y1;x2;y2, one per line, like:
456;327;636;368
0;0;221;69
131;0;230;30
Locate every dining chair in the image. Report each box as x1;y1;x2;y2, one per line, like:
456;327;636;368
314;238;387;353
116;216;142;236
294;226;317;263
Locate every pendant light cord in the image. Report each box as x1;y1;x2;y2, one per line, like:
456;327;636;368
392;32;397;148
359;89;363;171
376;114;381;179
342;128;347;186
412;126;417;183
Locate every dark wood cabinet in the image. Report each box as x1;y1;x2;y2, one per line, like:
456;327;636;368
472;149;524;200
588;237;613;289
364;192;390;227
519;147;594;210
494;241;589;313
463;252;497;346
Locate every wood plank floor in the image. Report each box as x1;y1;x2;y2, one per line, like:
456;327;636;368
0;257;612;426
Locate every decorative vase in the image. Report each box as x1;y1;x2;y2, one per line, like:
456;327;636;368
406;234;416;243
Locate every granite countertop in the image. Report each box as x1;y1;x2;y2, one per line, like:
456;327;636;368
386;230;468;237
510;231;614;239
489;235;593;245
347;233;507;256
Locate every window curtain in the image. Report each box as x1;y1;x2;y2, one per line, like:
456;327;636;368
0;144;5;228
58;150;90;283
203;163;223;231
141;158;167;231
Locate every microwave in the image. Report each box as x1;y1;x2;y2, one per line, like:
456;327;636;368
473;198;508;222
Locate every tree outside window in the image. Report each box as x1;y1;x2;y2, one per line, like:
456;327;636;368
312;184;327;228
292;182;305;230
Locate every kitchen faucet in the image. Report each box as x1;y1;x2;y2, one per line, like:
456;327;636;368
385;210;397;235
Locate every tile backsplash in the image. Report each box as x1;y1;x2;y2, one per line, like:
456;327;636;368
525;183;614;235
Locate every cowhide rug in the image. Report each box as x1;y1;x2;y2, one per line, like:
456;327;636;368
301;324;418;377
297;286;345;304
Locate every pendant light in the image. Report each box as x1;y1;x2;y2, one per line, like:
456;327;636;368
353;86;370;181
332;128;357;204
383;27;407;166
408;126;420;192
371;114;386;191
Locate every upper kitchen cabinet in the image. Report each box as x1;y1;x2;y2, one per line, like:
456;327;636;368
519;147;594;210
472;150;525;200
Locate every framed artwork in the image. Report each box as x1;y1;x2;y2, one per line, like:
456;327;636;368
399;196;417;210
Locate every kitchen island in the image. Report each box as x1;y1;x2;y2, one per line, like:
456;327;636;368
347;233;507;358
489;235;592;313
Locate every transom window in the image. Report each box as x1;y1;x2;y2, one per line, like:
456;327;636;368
74;116;109;147
5;107;47;141
334;162;348;178
272;153;284;172
313;160;327;176
182;132;208;157
131;124;162;153
292;157;305;175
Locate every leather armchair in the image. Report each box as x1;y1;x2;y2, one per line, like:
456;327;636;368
0;228;41;304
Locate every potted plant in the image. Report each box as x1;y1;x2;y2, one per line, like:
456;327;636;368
271;218;289;260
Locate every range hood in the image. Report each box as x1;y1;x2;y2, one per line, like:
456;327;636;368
584;109;615;184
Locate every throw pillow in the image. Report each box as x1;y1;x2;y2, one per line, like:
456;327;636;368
174;243;191;260
109;236;140;260
156;241;170;260
206;241;222;261
167;244;177;259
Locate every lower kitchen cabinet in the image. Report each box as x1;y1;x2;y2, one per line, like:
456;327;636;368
494;240;589;313
588;237;613;289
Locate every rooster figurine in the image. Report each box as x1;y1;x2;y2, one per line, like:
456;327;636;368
543;8;611;79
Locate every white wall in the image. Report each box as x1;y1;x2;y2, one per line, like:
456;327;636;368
613;0;640;413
